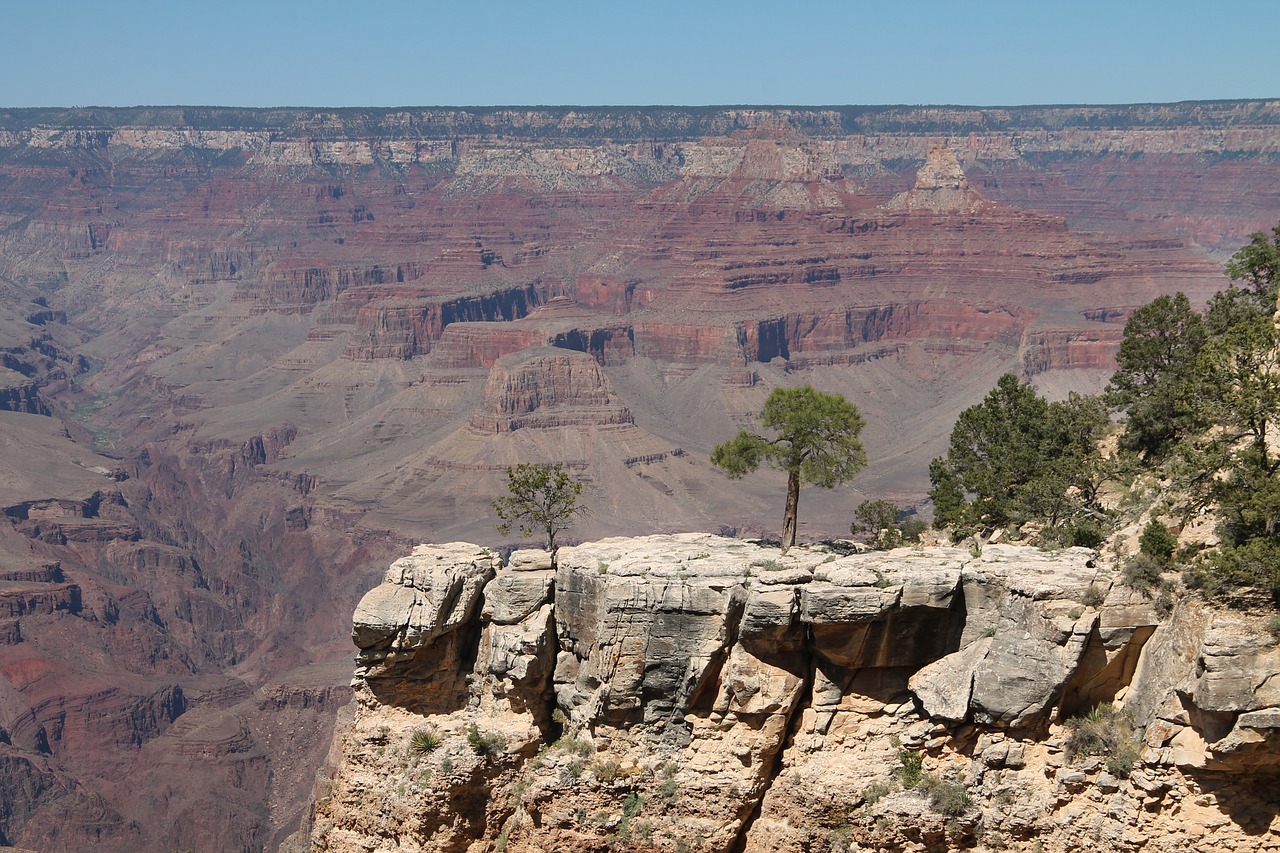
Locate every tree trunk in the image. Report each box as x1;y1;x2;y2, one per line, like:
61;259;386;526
780;472;801;554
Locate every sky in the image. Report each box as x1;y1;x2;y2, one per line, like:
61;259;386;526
2;0;1276;108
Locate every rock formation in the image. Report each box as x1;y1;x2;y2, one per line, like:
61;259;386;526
313;535;1280;852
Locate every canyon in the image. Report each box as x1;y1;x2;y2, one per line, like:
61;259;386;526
0;102;1277;850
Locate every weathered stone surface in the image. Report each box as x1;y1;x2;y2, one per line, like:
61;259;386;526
314;535;1280;853
352;542;499;663
910;636;992;722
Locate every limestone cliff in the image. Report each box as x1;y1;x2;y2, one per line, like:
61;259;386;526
310;535;1280;852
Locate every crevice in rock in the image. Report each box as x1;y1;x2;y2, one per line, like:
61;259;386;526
685;587;746;715
728;620;817;853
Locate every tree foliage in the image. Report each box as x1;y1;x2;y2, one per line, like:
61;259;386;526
1108;223;1280;606
852;499;904;549
1105;293;1206;458
929;374;1110;537
1224;223;1280;301
712;385;867;553
492;463;584;567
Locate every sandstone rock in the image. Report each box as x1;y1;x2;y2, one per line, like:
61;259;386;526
352;542;498;661
910;636;991;722
316;535;1280;853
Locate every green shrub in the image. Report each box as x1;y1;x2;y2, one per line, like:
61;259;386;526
616;791;645;838
1187;539;1280;605
1064;703;1141;778
409;729;440;755
895;748;923;788
466;722;506;757
927;779;971;816
900;517;928;544
1139;520;1178;563
1082;584;1106;607
1122;553;1164;592
1266;613;1280;642
1040;520;1107;549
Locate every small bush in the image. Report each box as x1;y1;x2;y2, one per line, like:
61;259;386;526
1139;520;1178;564
593;759;623;783
1122;553;1164;592
560;759;585;784
552;735;593;757
900;517;928;544
896;748;923;788
927;779;971;816
616;791;645;838
467;722;507;757
659;773;679;804
861;779;893;805
1081;585;1106;608
1040;520;1107;549
1064;703;1141;778
1266;613;1280;642
410;729;440;755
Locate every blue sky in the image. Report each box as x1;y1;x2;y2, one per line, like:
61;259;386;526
2;0;1276;108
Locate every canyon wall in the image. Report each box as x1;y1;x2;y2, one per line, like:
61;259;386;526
313;535;1280;853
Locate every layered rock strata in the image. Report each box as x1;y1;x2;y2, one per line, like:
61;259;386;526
312;534;1280;852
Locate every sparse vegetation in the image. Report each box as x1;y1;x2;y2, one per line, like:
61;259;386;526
861;779;893;805
918;774;971;817
466;722;507;757
615;791;645;839
1064;702;1141;778
409;729;440;755
895;748;923;788
1082;585;1106;608
593;758;623;783
1122;552;1164;592
552;734;593;757
658;763;679;804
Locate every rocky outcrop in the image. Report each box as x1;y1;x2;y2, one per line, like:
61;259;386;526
313;535;1280;852
883;147;992;213
468;348;634;433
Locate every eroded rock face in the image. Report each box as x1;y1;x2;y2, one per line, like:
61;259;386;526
314;535;1280;853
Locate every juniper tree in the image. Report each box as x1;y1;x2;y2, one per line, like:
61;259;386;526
712;385;867;554
493;463;584;568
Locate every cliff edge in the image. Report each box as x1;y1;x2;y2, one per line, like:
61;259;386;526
311;534;1279;852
